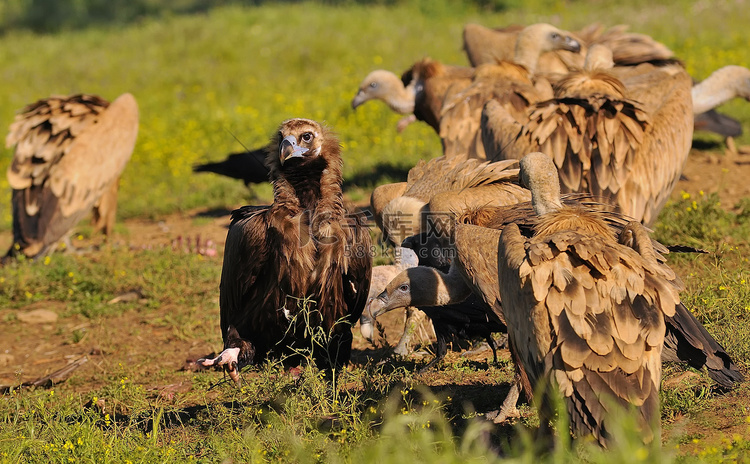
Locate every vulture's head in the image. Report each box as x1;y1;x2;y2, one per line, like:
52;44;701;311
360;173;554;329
351;70;415;114
519;152;563;216
514;24;581;75
362;265;446;321
362;268;417;330
267;118;341;177
520;23;581;55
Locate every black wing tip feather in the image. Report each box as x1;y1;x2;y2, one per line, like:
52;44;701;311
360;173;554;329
668;302;744;389
666;244;710;254
694;110;743;138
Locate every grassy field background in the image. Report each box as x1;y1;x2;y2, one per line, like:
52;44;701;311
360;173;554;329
1;0;750;462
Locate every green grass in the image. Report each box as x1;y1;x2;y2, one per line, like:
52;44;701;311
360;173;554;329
1;1;750;462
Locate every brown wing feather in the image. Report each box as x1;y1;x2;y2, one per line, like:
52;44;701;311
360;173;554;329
488;64;691;226
439;62;541;160
5;93;139;258
453;223;506;324
498;212;678;446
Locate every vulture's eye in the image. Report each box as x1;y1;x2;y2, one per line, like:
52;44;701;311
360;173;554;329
369;82;378;89
550;32;560;40
301;132;313;143
398;283;409;292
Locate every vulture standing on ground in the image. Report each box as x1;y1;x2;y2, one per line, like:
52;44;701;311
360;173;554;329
482;44;693;226
4;93;139;261
199;119;372;383
369;156;742;426
361;242;507;371
192;146;270;187
439;23;582;160
366;204;521;419
496;152;740;446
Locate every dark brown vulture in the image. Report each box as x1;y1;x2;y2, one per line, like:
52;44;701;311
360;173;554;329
198;119;372;382
4;93;139;260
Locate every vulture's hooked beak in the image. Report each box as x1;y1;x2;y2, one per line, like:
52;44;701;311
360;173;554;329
360;293;386;341
280;135;309;164
563;36;582;54
351;90;366;110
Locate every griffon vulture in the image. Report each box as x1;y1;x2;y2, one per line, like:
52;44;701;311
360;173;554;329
482;45;693;226
371;157;530;246
199;119;372;382
4;93;139;260
192;146;270;187
352;24;582;160
439;23;582;160
361;240;506;371
462;22;674;71
369;158;741;427
352;58;474;134
466;22;746;138
359;246;427;356
496;152;742;446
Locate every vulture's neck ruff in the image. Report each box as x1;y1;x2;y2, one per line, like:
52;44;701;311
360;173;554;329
271;141;345;218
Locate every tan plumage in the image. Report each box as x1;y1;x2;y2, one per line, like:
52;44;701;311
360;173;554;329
5;93;139;259
440;23;582;160
691;65;750;114
482;51;693;226
351;59;474;134
497;152;680;446
372;157;530;245
351;69;416;115
463;22;673;70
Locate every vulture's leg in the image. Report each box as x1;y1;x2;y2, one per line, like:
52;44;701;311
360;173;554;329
92;180;119;236
198;348;242;385
324;329;354;371
198;325;255;386
392;307;427;356
487;376;521;423
419;331;448;373
396;114;417;132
